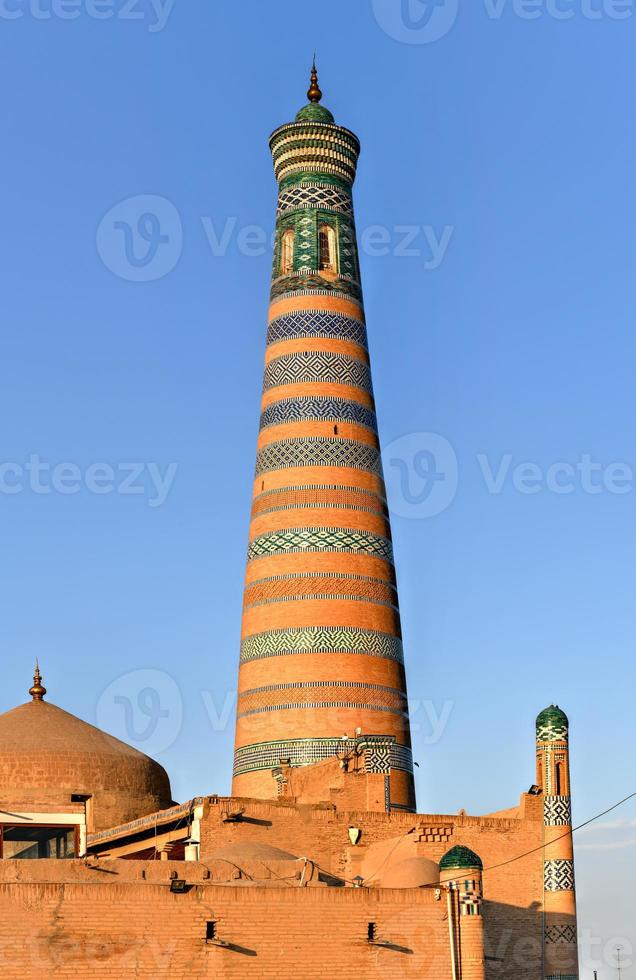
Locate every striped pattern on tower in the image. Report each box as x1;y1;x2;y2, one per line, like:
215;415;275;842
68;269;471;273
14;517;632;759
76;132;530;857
232;73;416;811
537;706;579;980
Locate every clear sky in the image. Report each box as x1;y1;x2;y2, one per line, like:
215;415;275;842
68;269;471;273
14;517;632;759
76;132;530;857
1;0;634;973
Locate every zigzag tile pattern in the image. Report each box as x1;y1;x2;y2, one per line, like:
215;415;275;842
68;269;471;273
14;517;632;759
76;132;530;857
544;859;575;892
260;396;377;431
270;274;363;304
239;626;404;663
254;438;381;477
545;925;577;945
544;795;572;827
267;311;367;348
263;351;372;393
277;183;353;217
247;527;394;562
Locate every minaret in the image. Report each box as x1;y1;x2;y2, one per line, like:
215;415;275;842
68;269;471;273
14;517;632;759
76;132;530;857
536;705;579;979
232;66;416;812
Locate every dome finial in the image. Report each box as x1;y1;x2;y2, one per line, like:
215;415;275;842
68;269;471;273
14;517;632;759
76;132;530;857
29;660;46;702
307;57;322;104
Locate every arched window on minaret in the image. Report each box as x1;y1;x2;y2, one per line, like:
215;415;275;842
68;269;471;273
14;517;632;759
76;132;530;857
555;761;564;795
318;225;337;273
281;229;295;275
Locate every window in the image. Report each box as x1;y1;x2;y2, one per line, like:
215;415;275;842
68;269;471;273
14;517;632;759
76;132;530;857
0;825;77;859
281;229;294;275
319;225;337;273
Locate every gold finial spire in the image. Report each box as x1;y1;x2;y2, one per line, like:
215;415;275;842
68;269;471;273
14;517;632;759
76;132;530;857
29;660;46;702
307;58;322;104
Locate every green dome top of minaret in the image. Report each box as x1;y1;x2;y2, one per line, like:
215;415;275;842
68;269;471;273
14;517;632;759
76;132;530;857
295;61;335;124
536;704;569;742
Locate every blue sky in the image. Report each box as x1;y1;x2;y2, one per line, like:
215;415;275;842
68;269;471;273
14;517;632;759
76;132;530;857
1;0;634;971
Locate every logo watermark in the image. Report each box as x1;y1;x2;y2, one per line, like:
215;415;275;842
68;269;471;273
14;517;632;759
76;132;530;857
382;432;460;519
372;0;460;44
371;0;632;44
0;455;178;507
97;195;183;282
383;435;633;519
97;195;455;282
96;668;183;755
0;0;176;31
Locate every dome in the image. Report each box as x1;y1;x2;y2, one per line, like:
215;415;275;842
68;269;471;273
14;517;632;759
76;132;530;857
295;103;335;124
536;704;569;741
0;673;173;831
439;846;483;872
380;856;440;889
204;842;298;864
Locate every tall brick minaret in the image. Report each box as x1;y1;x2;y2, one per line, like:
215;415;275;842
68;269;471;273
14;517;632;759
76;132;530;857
536;705;579;979
232;66;416;811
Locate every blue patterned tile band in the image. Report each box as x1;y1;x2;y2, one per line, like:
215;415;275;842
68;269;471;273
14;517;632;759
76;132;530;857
254;437;381;477
247;527;394;562
263;350;372;393
239;626;404;663
267;311;368;349
259;397;377;432
233;735;413;777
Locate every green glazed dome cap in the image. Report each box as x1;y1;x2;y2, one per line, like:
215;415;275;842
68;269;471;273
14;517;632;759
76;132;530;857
295;102;335;124
439;845;483;872
536;704;569;740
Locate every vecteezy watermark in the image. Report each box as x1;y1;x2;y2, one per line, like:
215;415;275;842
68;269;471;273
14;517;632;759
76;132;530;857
0;0;176;31
97;197;455;282
382;435;633;519
97;195;183;282
0;456;178;507
96;669;183;755
482;0;632;20
382;432;460;519
372;0;460;44
477;453;633;496
371;0;632;44
361;225;454;269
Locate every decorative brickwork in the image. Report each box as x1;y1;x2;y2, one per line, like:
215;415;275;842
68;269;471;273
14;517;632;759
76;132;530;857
233;736;412;776
251;485;388;517
260;396;377;431
544;859;575;892
262;350;372;392
243;573;398;609
234;72;415;808
545;925;578;944
239;626;404;663
544;795;572;826
247;527;394;562
266;310;368;348
254;438;381;476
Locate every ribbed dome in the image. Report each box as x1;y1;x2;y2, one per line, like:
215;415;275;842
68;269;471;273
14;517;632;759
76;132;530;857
439;845;483;872
0;696;173;831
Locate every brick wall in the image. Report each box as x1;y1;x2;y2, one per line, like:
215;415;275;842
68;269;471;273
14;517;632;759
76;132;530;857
0;861;453;980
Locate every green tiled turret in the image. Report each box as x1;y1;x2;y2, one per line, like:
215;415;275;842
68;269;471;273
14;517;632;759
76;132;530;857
439;845;483;872
536;705;569;743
